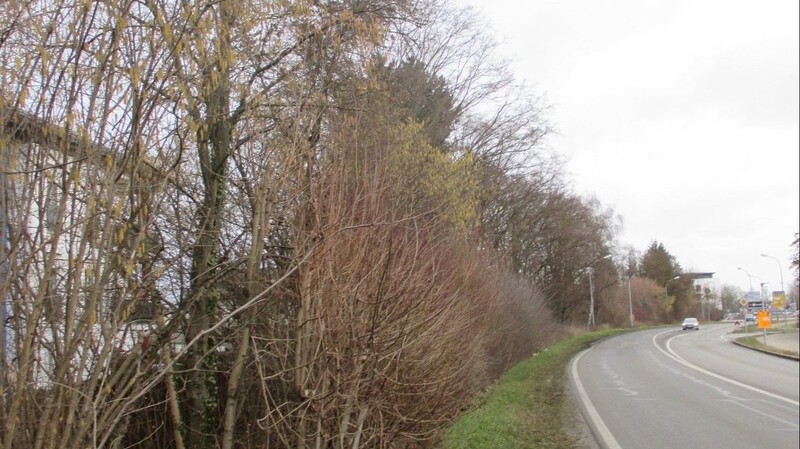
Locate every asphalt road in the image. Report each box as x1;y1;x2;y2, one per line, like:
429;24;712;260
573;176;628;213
569;324;799;449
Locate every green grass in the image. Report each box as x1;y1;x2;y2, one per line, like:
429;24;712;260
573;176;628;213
441;322;797;448
441;328;631;449
735;330;799;358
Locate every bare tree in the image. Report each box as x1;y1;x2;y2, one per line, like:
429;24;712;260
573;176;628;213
0;1;567;448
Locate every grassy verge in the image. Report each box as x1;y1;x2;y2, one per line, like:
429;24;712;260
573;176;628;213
735;331;799;359
440;328;630;449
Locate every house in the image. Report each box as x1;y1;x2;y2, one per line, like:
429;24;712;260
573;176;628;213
1;105;168;387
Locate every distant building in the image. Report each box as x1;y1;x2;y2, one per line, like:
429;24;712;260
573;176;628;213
1;107;163;386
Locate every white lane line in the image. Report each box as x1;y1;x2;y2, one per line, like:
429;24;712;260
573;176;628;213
652;330;799;407
571;348;623;449
722;399;800;430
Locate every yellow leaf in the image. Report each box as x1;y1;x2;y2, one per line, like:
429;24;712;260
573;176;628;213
71;166;80;186
129;66;140;89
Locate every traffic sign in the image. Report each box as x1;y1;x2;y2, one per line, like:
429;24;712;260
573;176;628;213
745;291;760;301
772;291;786;309
757;310;771;329
739;298;748;307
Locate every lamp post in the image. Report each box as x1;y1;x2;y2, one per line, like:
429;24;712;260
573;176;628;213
587;254;612;328
761;253;785;304
751;274;765;304
738;267;769;340
761;254;787;326
665;275;680;312
760;253;785;292
627;276;635;328
587;268;596;328
737;267;754;292
738;267;767;311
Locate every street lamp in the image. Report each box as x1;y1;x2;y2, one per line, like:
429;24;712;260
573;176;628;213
760;253;785;294
587;254;612;328
761;254;788;325
627;276;635;328
665;275;680;310
739;267;768;313
759;282;769;301
737;267;754;292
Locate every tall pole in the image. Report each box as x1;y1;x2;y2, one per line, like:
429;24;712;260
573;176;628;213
586;254;612;328
761;253;785;312
760;253;785;292
737;267;753;292
665;275;680;316
587;268;595;328
627;276;634;327
760;254;787;328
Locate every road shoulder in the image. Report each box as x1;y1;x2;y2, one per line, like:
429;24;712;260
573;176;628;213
730;328;799;361
562;367;601;449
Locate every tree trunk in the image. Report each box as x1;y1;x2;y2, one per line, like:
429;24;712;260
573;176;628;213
183;2;234;447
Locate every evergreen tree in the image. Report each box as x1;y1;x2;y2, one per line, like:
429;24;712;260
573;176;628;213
640;241;681;285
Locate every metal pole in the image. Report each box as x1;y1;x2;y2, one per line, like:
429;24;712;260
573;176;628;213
627;277;634;327
665;276;679;319
761;254;786;328
737;267;753;292
587;268;595;328
585;254;611;328
760;253;785;294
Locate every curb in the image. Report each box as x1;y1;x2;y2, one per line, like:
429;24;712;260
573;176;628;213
731;339;800;362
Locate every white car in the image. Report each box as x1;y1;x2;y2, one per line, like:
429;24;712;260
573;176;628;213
681;317;700;330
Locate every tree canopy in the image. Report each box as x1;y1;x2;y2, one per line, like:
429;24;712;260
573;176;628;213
0;1;673;448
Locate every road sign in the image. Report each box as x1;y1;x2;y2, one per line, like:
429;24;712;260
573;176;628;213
772;291;786;309
739;298;748;307
745;291;760;301
747;301;765;310
757;310;771;329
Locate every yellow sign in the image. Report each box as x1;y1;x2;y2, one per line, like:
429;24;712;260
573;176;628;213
757;310;771;329
739;298;748;307
772;292;786;309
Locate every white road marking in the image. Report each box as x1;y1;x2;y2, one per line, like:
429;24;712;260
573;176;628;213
723;399;800;430
653;330;799;407
571;348;623;449
572;330;798;448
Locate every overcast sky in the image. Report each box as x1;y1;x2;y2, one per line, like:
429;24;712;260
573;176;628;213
456;0;799;295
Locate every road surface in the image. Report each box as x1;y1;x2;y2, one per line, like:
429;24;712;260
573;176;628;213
569;324;799;449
